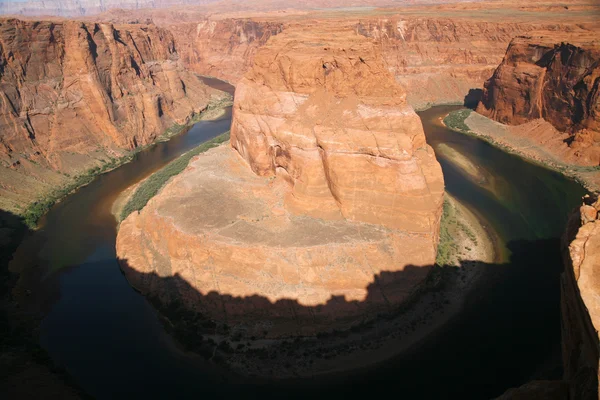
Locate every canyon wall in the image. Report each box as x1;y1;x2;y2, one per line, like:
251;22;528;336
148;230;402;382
90;3;600;111
477;33;600;165
561;197;600;400
117;24;444;338
356;18;597;110
169;19;283;83
0;18;218;214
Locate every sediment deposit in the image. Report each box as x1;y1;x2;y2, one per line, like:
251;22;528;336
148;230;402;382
117;25;444;338
0;18;219;213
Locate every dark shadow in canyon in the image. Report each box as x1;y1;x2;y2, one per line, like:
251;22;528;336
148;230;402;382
0;209;86;398
464;88;483;109
116;237;567;399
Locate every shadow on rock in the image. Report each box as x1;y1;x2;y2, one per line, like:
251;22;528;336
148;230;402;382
464;88;483;109
0;209;86;399
118;237;569;399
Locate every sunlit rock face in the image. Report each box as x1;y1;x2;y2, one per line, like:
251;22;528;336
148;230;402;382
561;197;600;400
0;18;217;213
117;25;444;338
231;25;444;232
477;33;600;165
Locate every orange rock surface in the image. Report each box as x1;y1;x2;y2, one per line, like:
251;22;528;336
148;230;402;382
561;196;600;399
0;18;219;213
231;25;444;231
117;25;444;337
477;33;600;165
91;2;600;110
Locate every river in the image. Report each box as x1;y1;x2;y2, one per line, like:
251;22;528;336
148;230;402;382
8;84;586;398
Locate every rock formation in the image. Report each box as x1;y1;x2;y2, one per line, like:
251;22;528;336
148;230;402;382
92;3;600;111
0;18;219;213
477;33;600;165
117;25;444;338
561;196;600;400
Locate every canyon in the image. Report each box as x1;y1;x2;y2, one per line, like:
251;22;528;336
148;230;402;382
2;2;598;217
91;2;600;111
0;18;224;215
0;0;599;398
116;24;445;339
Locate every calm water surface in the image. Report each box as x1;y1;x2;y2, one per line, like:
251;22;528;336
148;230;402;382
10;99;586;399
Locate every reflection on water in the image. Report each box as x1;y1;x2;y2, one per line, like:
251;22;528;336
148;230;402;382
9;103;587;399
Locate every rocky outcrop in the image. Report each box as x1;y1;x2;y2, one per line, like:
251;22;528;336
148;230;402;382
561;196;600;400
117;25;444;338
231;24;444;231
477;33;600;165
0;18;218;213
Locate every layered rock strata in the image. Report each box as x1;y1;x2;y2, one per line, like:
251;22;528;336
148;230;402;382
477;33;600;165
561;197;600;400
0;18;218;213
170;19;283;84
117;26;444;337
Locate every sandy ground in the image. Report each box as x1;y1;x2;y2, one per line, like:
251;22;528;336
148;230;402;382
458;111;600;193
162;191;500;379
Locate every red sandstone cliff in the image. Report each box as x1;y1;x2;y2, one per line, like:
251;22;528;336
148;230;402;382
169;19;283;83
89;2;600;111
0;18;219;213
561;197;600;399
477;33;600;165
116;24;444;338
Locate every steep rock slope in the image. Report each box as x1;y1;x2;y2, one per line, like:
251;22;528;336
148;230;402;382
0;18;217;213
477;33;600;165
561;197;600;400
357;18;597;110
92;3;600;110
231;24;444;231
170;19;283;83
117;25;444;338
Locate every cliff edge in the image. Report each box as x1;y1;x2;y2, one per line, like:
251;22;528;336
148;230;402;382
477;33;600;166
561;197;600;399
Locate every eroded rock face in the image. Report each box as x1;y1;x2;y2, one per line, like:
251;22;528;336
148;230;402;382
0;18;217;213
117;25;444;338
170;19;283;84
561;197;600;400
231;25;444;232
477;34;600;165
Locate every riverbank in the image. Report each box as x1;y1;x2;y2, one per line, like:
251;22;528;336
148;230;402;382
443;109;600;194
1;82;234;398
113;132;230;222
20;93;233;229
123;187;498;379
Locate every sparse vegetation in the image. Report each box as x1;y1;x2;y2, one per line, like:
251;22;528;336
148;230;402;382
21;94;233;229
119;132;230;221
22;154;134;228
436;199;460;266
443;109;600;194
443;108;472;132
